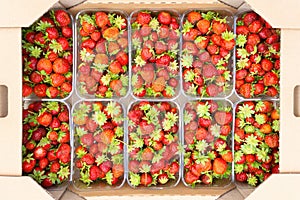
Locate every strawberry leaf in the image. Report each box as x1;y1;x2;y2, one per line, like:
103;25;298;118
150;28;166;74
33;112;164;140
183;111;193;125
105;171;114;185
80;49;95;62
112;154;123;164
181;54;193;68
182;21;194;35
196;102;211;119
149;17;160;31
93;110;107;126
237;104;255;119
129;172;140;187
247;174;258;186
57;166;70;180
195;140;209;153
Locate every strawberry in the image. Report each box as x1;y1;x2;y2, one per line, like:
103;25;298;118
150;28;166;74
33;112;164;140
37;111;52;127
265;134;279;148
184;171;199;185
132;10;179;98
55;10;71;27
196;19;210;34
95;12;109;28
234;100;279;186
140;64;155;83
187;11;201;24
236;11;280;98
158;11;171;25
128;101;180;187
182;11;234;98
136;12;151;25
22;157;36;173
236;172;247;182
77;11;128;98
73;101;125;186
213;158;227;175
22;9;73;99
214;111;232;125
140;173;152;186
37;58;52;75
184;100;233;186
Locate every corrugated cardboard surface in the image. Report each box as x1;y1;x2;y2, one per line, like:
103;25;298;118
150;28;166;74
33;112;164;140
0;28;22;176
0;0;57;27
280;29;300;172
0;0;300;199
0;176;55;200
244;0;300;28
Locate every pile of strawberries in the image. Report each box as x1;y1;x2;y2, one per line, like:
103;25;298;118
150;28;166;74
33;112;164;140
22;101;71;187
73;101;125;187
181;11;234;97
183;100;233;187
234;100;279;186
77;11;129;98
22;10;73;98
127;101;180;187
235;12;280;98
131;10;180;98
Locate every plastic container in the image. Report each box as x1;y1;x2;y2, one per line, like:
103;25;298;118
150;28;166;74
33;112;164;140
180;9;235;99
75;10;130;99
233;99;280;188
126;100;181;188
71;100;126;190
22;100;72;190
129;9;181;100
22;9;74;101
234;11;280;99
181;99;234;188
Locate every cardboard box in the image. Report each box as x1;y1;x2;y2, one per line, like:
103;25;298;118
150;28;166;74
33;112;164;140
0;0;299;199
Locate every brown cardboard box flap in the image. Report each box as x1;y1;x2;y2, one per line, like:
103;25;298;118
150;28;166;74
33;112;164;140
246;174;300;199
0;28;22;175
0;0;57;27
280;29;300;172
0;176;54;199
244;0;300;28
69;182;235;198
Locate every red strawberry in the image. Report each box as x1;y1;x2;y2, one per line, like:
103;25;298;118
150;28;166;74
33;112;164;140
213;158;227;175
53;58;69;74
99;161;112;174
158;11;172;25
139;120;155;135
196;19;210;34
81;154;95;165
214;111;232;125
140;173;152;186
137;12;151;25
236;172;247;182
187;11;201;24
185;171;199;184
202;64;218;79
265;134;279;148
80;133;94;146
55;10;71;27
239;83;252;98
37;111;52;127
140;64;155;83
22;158;36;173
206;84;219;97
212;21;228;35
37;58;52;75
34;147;47;160
263;71;279;86
95;12;109;28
